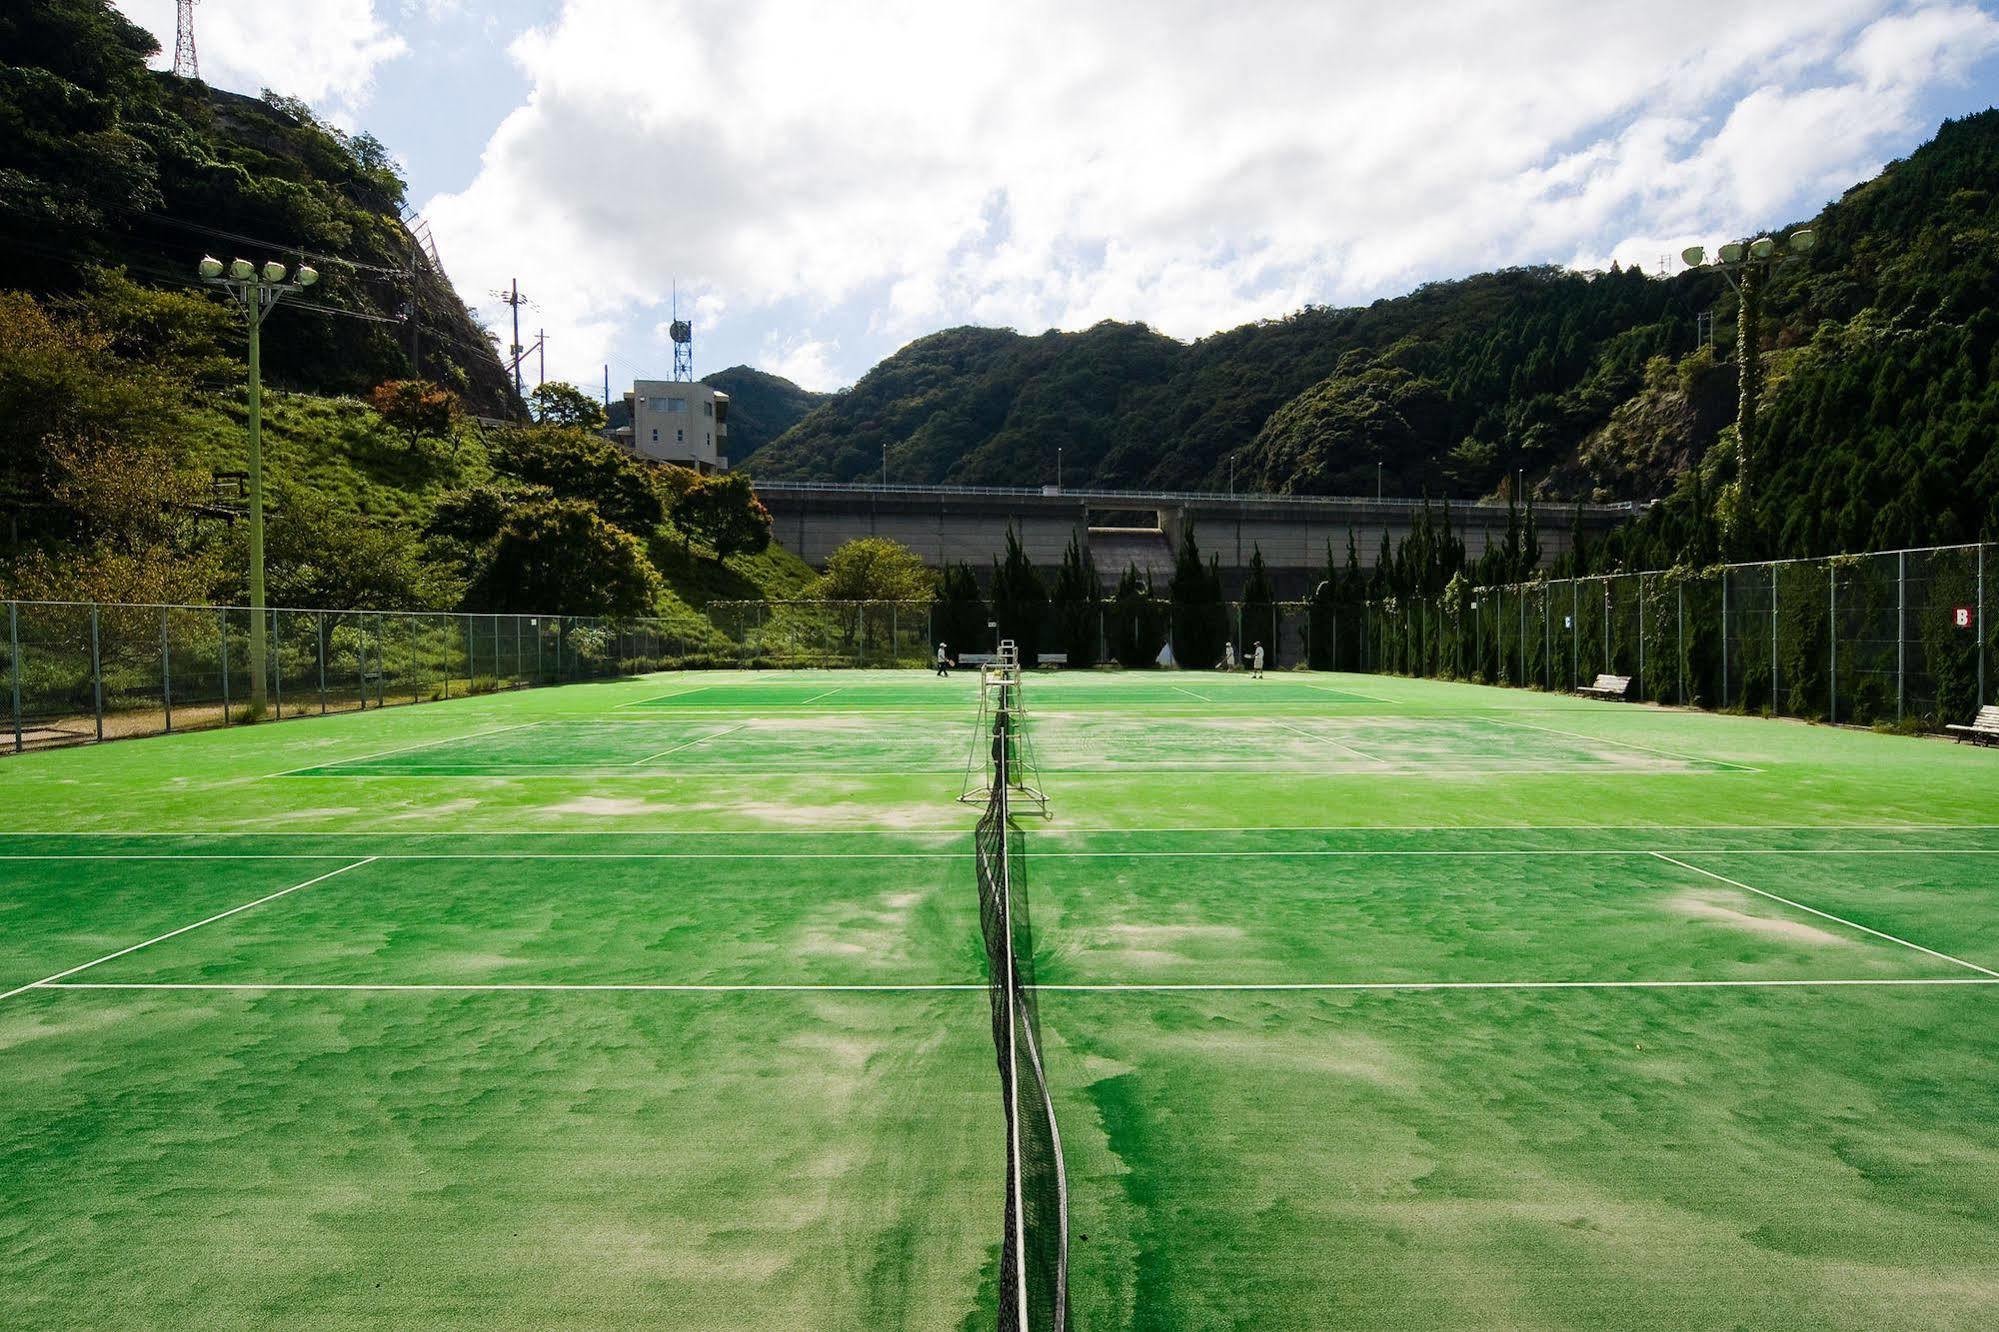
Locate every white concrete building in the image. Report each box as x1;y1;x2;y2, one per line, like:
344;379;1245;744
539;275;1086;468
617;380;729;473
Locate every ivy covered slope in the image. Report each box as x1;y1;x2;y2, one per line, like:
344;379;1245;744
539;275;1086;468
751;111;1999;562
0;0;513;413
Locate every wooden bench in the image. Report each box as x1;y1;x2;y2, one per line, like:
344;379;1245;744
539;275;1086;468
1946;705;1999;746
958;652;995;667
1576;673;1633;701
1038;653;1069;668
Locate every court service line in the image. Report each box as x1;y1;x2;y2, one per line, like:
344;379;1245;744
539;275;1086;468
4;849;1999;863
7;823;1993;837
1479;715;1761;772
268;722;546;778
1272;721;1388;764
628;722;754;766
33;977;1999;996
1651;853;1999;979
0;858;378;1003
1303;683;1394;703
1170;686;1214;704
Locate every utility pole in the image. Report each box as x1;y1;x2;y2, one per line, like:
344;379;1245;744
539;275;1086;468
494;280;528;399
199;255;318;714
537;328;545;387
603;364;610;407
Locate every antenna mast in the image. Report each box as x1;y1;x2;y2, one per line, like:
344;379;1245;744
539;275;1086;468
670;282;694;382
173;0;200;80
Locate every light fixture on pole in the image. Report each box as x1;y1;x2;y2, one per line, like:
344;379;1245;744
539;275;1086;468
198;254;319;715
1679;229;1814;540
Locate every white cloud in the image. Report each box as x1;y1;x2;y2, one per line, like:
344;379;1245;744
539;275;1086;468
757;334;844;394
419;0;1999;388
114;0;407;119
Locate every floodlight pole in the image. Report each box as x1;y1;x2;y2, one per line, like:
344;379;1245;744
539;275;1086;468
1680;231;1813;553
202;257;317;712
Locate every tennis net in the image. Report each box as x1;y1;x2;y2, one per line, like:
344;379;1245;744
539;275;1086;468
975;706;1068;1331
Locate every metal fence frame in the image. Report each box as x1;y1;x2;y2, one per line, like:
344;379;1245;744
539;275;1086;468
1359;541;1993;732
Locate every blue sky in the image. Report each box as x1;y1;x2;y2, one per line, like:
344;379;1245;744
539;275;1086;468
119;2;1999;396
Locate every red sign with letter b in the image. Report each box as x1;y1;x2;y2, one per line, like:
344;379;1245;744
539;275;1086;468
1956;607;1974;629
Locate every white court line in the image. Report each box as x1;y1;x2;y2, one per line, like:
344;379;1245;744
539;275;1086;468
5;849;1998;863
799;687;847;704
0;859;377;1003
1272;721;1388;764
1170;685;1213;704
1303;683;1394;703
33;977;1999;995
1651;853;1999;979
628;721;753;766
1479;715;1761;772
270;721;545;777
6;823;1992;837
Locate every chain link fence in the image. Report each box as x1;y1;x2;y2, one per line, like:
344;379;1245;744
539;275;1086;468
1362;543;1993;732
1;601;695;754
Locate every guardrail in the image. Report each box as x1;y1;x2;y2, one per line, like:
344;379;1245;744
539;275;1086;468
751;478;1643;515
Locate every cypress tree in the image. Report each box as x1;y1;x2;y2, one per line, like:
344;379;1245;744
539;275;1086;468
1168;520;1227;667
989;524;1049;666
1050;530;1102;666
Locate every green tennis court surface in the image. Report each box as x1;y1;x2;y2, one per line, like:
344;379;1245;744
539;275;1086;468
3;669;1996;1329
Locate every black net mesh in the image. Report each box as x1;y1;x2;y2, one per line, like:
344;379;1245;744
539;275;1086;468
975;708;1068;1331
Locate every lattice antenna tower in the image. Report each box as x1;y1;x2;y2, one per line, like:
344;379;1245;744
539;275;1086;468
173;0;201;80
669;282;694;382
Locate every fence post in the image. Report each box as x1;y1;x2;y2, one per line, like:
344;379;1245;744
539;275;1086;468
1771;570;1779;715
161;606;174;734
1980;545;1988;710
1828;564;1838;726
318;612;328;715
1676;582;1685;705
1637;573;1646;698
272;610;283;720
220;608;231;725
1518;588;1526;686
1895;553;1906;722
90;604;104;742
1570;580;1579;688
1602;584;1611;675
1542;588;1550;689
10;601;23;753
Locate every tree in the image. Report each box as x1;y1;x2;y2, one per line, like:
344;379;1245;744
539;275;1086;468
989;524;1050;666
528;381;606;431
930;561;988;658
466;498;661;617
1110;562;1165;667
671;471;772;562
491;425;666;533
1168;520;1227;668
1307;540;1340;669
370;379;460;452
1241;543;1278;667
1050;531;1102;666
812;536;934;602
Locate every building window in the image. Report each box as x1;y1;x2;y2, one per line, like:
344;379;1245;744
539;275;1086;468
651;429;659;442
667;397;687;413
703;401;714;417
676;428;684;443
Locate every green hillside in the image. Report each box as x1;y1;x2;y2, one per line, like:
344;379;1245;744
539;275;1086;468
0;3;812;637
703;365;833;465
753;112;1999;563
1;0;514;414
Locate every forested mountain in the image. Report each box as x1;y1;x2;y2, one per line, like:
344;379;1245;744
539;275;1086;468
1;0;514;413
700;365;831;465
754;112;1999;562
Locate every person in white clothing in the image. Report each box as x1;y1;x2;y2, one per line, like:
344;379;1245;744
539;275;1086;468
935;643;952;677
1223;643;1236;671
1251;642;1265;678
